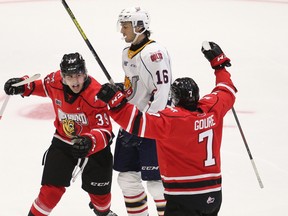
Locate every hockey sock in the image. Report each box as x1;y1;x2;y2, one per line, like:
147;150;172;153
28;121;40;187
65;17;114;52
154;198;166;216
146;180;166;216
124;191;148;216
29;185;65;216
89;193;112;213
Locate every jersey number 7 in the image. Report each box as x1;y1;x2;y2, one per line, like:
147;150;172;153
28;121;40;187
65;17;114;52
199;129;216;167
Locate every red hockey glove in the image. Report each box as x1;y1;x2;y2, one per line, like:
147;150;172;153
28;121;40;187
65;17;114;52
71;136;92;158
201;41;231;69
97;83;127;110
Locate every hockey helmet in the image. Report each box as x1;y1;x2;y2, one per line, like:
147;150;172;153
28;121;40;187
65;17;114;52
60;52;87;76
118;7;150;35
171;77;200;111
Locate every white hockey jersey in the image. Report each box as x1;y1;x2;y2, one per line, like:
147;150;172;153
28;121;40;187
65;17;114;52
122;39;172;113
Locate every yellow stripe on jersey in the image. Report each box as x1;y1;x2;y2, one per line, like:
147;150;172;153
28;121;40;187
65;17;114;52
128;40;154;59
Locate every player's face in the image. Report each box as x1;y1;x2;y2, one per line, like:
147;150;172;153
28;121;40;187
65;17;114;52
120;22;136;43
62;73;86;93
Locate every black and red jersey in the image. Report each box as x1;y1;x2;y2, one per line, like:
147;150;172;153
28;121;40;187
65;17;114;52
22;70;113;155
109;68;237;195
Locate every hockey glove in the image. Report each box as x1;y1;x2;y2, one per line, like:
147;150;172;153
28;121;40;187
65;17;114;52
118;129;143;147
201;41;231;69
115;82;125;92
97;83;127;110
71;136;92;158
4;78;25;95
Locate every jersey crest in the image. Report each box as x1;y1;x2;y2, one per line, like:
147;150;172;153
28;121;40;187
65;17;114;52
150;51;163;62
124;75;139;100
58;108;87;138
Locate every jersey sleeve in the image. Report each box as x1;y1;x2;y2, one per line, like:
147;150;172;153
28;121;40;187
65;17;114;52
83;98;114;156
108;103;172;141
199;67;237;116
22;72;58;97
109;67;236;141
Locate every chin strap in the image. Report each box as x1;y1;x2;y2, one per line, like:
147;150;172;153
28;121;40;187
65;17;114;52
131;33;140;45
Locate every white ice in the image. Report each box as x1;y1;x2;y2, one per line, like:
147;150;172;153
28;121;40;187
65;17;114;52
0;0;288;215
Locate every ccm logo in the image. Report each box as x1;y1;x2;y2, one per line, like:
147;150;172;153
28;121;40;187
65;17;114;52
111;92;124;104
90;181;110;187
217;54;225;62
141;166;159;171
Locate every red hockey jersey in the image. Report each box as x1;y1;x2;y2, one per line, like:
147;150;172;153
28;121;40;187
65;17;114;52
22;70;113;155
109;68;237;195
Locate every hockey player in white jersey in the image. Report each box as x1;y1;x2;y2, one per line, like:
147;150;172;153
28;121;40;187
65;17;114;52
114;7;172;216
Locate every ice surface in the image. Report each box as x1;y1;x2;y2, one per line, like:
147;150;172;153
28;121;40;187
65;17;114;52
0;0;288;215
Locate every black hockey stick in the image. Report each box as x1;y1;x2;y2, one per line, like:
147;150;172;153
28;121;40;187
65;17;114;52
62;0;115;85
232;107;264;188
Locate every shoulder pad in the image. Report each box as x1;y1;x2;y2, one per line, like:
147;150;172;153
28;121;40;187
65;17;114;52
159;106;191;118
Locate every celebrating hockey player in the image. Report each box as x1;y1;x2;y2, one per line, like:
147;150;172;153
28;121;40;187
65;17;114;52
112;6;172;216
97;41;237;216
4;53;117;216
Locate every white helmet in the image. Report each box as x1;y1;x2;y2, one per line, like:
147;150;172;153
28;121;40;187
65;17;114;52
118;6;150;35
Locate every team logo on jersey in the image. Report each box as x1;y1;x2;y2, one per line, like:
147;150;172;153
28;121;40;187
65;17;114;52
150;51;163;62
62;119;80;138
55;99;62;107
58;109;87;138
207;196;215;204
124;75;139;100
197;112;206;117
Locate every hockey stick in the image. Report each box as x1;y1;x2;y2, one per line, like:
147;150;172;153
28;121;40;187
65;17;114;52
0;96;10;120
11;73;41;87
62;0;115;85
232;107;264;188
202;41;264;188
0;73;41;120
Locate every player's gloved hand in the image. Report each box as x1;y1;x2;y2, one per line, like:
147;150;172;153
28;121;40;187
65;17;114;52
115;82;125;92
97;83;127;110
201;41;231;69
118;129;143;147
71;136;92;158
4;78;25;95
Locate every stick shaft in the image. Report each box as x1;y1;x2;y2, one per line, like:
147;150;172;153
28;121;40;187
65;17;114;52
232;107;264;188
62;0;115;85
0;96;10;120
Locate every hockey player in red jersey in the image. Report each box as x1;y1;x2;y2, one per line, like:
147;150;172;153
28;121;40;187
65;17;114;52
4;53;117;216
97;41;237;216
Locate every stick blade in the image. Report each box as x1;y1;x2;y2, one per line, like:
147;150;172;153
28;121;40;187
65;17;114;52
12;73;41;87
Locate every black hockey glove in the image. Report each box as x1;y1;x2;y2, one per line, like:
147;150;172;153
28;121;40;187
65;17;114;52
97;83;127;110
4;78;25;95
115;82;125;92
201;41;231;69
118;129;143;147
71;136;92;158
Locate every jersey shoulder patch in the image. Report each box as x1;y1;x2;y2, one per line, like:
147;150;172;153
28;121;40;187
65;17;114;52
198;93;218;112
160;106;191;118
44;70;62;88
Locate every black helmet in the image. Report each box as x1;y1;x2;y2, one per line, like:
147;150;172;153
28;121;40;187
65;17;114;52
60;52;87;76
171;77;199;111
